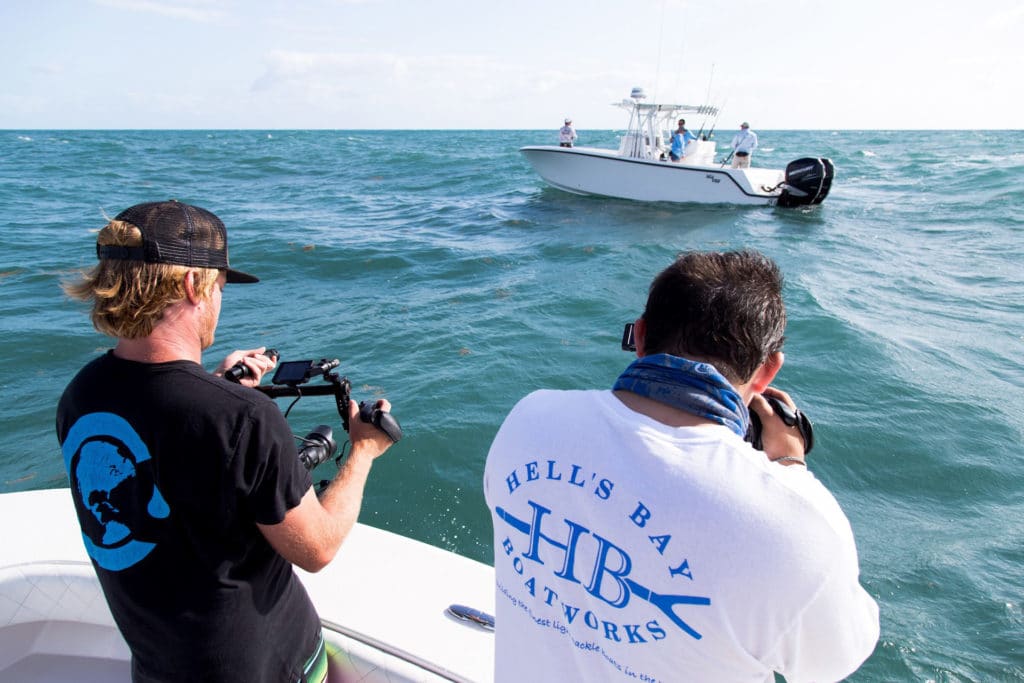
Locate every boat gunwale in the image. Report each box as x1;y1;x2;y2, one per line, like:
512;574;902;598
320;617;474;683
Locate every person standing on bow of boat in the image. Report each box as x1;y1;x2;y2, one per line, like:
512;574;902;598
559;117;577;147
484;249;879;683
670;118;697;162
56;200;398;683
730;121;758;168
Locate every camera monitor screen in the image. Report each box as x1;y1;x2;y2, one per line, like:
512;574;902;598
272;360;315;385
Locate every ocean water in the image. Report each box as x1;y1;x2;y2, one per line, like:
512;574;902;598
1;128;1022;681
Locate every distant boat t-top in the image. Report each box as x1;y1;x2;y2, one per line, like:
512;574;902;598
521;87;834;207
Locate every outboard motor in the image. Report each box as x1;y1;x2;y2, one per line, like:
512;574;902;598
777;157;835;207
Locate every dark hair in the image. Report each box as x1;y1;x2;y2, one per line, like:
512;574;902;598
641;250;786;383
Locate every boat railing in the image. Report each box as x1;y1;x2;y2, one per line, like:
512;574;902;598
619;131;654;159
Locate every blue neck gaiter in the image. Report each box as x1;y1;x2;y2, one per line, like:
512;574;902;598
612;353;749;436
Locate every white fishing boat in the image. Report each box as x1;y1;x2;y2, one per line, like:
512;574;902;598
521;87;834;207
0;487;496;682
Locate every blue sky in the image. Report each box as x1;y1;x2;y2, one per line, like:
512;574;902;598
2;0;1020;129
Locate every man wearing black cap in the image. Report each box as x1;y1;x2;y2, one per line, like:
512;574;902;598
57;200;396;682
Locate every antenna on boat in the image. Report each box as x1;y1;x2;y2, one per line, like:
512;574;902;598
653;0;667;100
704;64;715;109
695;65;717;140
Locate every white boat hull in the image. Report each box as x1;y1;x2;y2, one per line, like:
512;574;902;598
521;146;786;206
0;489;496;682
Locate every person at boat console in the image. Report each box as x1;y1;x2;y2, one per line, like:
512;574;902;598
670;118;697;162
559;117;577;147
731;121;759;168
56;200;398;683
484;250;879;682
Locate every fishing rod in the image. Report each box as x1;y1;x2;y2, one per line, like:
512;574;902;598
694;103;718;141
706;93;727;141
708;95;732;166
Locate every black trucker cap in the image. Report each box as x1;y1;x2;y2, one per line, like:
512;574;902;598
96;200;259;284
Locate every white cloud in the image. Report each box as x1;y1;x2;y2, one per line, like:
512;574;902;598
30;63;64;76
246;50;660;128
984;4;1024;28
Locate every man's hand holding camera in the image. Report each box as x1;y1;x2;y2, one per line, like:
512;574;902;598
748;387;814;466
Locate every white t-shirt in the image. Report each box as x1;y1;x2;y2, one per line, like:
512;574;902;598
484;389;879;683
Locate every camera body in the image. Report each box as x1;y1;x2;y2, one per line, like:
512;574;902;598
745;395;814;455
621;323;637;352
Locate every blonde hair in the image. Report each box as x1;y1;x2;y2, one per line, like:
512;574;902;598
63;220;220;339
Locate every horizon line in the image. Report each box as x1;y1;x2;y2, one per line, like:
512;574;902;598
5;127;1020;132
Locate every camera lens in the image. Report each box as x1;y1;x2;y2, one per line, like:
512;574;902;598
297;425;336;470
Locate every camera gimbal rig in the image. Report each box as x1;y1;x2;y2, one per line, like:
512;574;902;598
249;352;403;471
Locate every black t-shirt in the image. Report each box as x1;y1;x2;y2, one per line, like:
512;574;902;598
56;352;319;682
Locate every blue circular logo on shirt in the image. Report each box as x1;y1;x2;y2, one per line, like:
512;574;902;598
62;412;170;571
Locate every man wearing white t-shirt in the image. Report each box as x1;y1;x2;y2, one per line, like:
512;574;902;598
559;118;578;147
484;250;879;682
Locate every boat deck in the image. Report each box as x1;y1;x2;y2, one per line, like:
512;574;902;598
0;489;496;682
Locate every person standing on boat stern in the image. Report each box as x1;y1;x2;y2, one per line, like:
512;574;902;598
484;250;879;682
731;121;758;168
670;118;697;162
56;200;397;683
559;117;578;147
